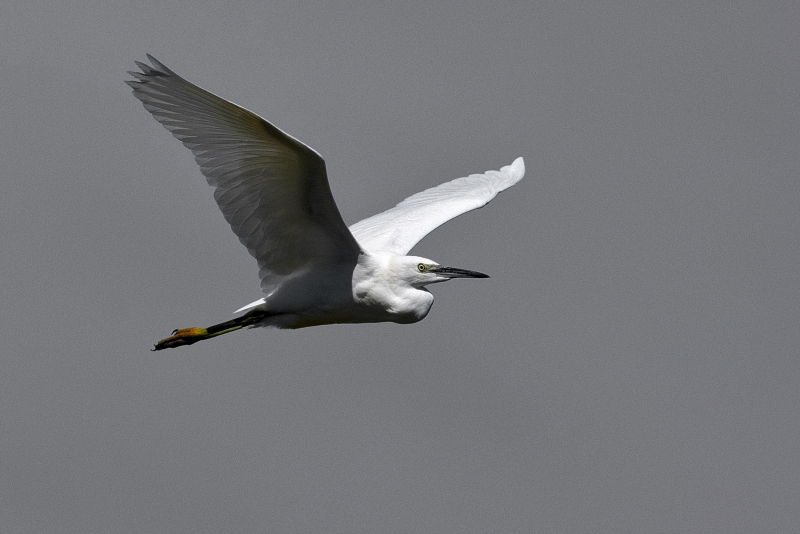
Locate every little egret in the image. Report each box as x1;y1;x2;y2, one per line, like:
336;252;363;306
126;55;525;350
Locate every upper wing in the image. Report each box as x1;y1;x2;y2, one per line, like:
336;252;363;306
126;55;362;294
349;158;524;255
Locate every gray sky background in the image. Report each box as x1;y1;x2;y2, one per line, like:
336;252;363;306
2;1;799;532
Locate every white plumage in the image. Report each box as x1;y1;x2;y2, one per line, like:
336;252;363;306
127;55;524;350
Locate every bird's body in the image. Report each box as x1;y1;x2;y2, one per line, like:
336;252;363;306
243;252;437;329
126;56;524;350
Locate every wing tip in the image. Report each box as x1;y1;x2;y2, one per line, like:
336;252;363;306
507;157;525;177
127;54;175;83
499;157;525;185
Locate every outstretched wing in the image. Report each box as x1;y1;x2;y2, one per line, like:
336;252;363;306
126;55;362;294
349;158;524;255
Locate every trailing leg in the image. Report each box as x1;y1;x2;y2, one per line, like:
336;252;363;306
152;310;269;351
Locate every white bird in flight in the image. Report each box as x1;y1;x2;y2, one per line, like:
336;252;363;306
126;55;524;350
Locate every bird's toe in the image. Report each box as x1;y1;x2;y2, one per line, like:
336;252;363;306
152;327;209;351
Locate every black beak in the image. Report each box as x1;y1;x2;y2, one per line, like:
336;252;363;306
429;266;490;279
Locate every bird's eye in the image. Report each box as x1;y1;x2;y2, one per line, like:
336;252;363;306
418;263;426;272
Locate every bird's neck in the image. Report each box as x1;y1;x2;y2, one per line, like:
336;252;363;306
351;252;434;323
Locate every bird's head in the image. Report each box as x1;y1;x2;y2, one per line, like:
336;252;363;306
401;255;489;288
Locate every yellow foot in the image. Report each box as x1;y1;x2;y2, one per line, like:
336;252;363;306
152;327;209;351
